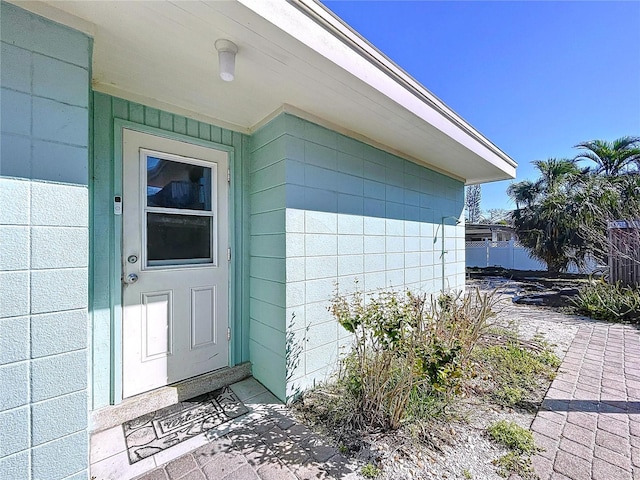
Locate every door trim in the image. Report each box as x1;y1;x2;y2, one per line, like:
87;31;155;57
111;119;235;404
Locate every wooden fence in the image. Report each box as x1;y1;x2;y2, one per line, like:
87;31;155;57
608;220;640;286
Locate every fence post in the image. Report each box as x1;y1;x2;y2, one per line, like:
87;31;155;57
509;238;515;270
485;239;489;267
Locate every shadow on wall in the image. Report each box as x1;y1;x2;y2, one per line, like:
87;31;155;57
247;114;468;401
248;114;465;226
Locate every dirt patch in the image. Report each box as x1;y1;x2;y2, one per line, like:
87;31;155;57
467;267;593;310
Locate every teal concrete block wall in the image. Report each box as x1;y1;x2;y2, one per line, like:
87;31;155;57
247;116;288;400
0;2;89;183
0;3;91;479
247;113;465;401
280;114;466;398
0;178;90;480
90;93;250;410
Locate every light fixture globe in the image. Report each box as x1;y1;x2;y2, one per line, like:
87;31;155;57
215;39;238;82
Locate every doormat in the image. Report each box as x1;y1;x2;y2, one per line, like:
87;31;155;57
122;386;249;464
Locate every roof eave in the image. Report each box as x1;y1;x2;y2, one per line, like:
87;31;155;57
287;0;516;171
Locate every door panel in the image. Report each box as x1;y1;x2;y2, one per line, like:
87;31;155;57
122;129;229;399
191;287;217;349
142;291;172;360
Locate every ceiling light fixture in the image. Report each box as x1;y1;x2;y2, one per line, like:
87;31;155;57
215;39;238;82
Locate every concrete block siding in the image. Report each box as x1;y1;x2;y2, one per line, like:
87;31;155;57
249;113;465;401
248;118;289;400
0;178;89;480
0;2;90;184
1;3;90;479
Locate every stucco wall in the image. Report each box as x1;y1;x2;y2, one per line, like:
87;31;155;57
0;3;90;479
248;114;466;401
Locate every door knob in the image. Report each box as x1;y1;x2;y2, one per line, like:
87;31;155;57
124;273;139;284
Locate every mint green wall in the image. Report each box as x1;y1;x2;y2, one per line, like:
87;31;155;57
247;115;289;400
90;92;250;409
247;113;466;401
280;114;465;398
0;3;91;479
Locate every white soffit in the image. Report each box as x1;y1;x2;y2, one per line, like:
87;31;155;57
21;0;516;183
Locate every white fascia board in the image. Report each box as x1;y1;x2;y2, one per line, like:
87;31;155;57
238;0;516;175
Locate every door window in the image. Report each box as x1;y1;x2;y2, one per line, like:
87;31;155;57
143;153;216;267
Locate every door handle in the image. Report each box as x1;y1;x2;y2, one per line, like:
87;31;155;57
123;273;139;285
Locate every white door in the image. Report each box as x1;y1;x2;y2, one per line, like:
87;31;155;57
121;129;229;398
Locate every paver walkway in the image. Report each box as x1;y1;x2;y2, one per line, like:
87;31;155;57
127;379;360;480
531;322;640;480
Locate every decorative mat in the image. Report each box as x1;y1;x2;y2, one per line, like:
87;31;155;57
122;386;249;464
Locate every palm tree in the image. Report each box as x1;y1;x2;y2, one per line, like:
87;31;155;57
574;136;640;176
507;180;540;209
508;158;584;272
533;158;583;192
572;171;640;273
509;143;640;274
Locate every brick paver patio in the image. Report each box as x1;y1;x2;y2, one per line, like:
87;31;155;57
531;322;640;480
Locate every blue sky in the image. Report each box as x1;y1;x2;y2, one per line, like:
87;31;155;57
323;1;640;212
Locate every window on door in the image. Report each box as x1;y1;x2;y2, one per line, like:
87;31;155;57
144;154;217;267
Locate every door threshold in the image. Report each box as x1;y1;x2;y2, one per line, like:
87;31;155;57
90;362;251;433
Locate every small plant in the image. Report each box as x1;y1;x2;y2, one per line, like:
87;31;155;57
573;279;640;323
495;385;523;406
493;451;536;479
285;313;309;403
488;420;536;453
361;463;381;478
488;421;539;479
463;468;473;479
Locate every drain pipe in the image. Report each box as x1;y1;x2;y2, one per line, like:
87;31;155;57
439;216;462;292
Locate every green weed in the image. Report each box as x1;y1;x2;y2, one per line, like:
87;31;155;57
361;463;381;478
574;280;640;323
493;452;536;479
488;420;536;453
488;421;539;479
476;342;559;407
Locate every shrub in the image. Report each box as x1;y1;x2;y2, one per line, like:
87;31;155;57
329;287;497;430
573;280;640;323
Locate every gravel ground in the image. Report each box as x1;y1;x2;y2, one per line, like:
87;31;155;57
345;278;590;480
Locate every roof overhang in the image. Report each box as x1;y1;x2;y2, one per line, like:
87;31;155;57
15;0;516;183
